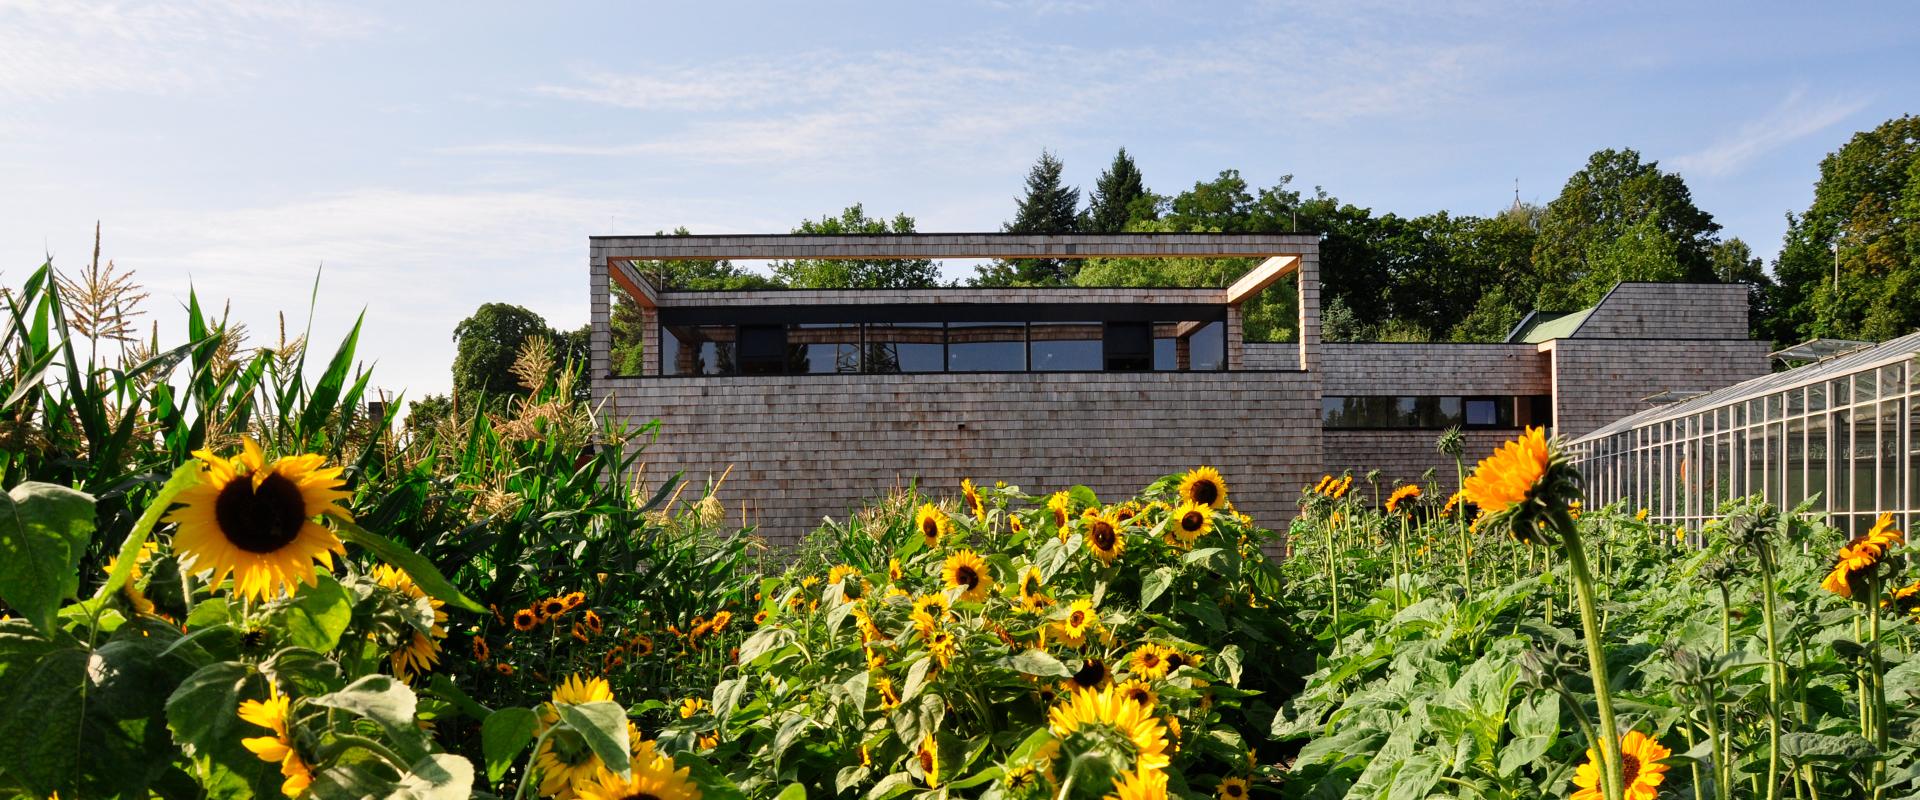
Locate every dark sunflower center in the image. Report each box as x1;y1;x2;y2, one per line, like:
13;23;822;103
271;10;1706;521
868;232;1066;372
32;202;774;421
1182;511;1204;531
1227;787;1243;798
919;748;935;772
1092;523;1116;549
1166;653;1187;668
1074;660;1106;685
955;566;979;589
1621;753;1641;782
1128;689;1150;704
1069;610;1086;627
1192;480;1220;505
213;470;309;553
1141;653;1161;667
922;519;938;538
619;793;662;800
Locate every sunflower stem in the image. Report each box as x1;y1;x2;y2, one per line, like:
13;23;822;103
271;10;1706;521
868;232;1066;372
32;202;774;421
514;727;557;800
1552;506;1623;800
1758;547;1784;800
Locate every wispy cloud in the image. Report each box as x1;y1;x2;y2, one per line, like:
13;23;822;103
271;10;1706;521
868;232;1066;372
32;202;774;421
1672;88;1871;178
0;0;373;101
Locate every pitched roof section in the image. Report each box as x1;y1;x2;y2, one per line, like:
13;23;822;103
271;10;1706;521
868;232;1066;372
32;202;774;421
1508;309;1593;344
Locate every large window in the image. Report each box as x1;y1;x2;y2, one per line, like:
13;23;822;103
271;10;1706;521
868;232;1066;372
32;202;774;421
654;303;1230;376
1321;395;1548;430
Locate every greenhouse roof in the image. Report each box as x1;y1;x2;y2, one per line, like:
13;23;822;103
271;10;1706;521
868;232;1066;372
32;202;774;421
1569;330;1920;444
1506;308;1593;344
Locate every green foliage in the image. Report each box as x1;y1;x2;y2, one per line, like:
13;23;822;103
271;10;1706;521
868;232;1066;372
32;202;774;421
1532;148;1721;311
0;482;94;632
1080;147;1154;234
1769;114;1920;344
976;149;1083;286
450;302;554;400
773;205;942;289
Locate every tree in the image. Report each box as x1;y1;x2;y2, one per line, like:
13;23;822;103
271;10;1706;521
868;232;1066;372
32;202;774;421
773;204;942;288
450;304;586;403
1709;237;1776;339
1769;115;1920;344
1533;148;1721;310
1080;147;1154;233
975;150;1081;285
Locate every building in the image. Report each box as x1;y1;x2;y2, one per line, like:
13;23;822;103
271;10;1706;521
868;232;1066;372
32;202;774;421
1567;333;1920;536
588;233;1770;544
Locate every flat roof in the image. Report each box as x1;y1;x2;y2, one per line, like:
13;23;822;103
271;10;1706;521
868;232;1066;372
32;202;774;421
591;232;1321;261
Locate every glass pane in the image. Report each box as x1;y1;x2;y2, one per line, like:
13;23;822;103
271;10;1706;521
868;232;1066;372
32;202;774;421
947;322;1026;372
1764;422;1782;508
1185;321;1226;371
1732;428;1748;499
1465;399;1499;426
1785;416;1805;508
1853;408;1876;512
1882;365;1903;400
1834;409;1852;514
1833;378;1850;406
791;323;861;374
1030;322;1103;371
1806;412;1828;511
736;324;787;375
865;323;944;373
1151;323;1183;371
1910;391;1919;512
1879;401;1899;511
1808;383;1827;413
661;324;735;375
1787;388;1805;416
1855;371;1877;403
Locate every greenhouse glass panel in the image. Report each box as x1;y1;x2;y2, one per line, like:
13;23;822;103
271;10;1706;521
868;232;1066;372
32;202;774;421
1879;401;1899;511
1806;413;1829;512
1785;416;1805;508
1834;409;1853;514
1853;407;1876;512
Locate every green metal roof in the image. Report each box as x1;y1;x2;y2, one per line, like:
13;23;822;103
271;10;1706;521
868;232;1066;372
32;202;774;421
1509;308;1592;344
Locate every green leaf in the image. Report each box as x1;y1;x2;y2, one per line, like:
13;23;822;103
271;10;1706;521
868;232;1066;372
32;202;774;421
166;661;273;798
1140;566;1175;610
1216;644;1244;687
333;518;483;613
1778;732;1875;762
391;753;475;800
1003;648;1072;678
0;482;95;632
774;782;808;800
481;708;537;784
1183;547;1228;570
427;674;492;721
97;461;201;602
865;772;916;800
555;701;632;779
267;573;353;652
308;674;418;730
737;627;794;666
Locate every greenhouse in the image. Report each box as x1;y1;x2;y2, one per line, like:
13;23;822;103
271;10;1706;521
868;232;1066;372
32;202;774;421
1568;331;1920;535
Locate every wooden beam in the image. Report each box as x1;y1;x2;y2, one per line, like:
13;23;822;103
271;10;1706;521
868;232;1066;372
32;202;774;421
609;259;657;309
1225;255;1299;305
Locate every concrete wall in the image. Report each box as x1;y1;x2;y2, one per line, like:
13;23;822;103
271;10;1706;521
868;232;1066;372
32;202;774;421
1575;283;1750;340
597;371;1321;547
1547;338;1773;438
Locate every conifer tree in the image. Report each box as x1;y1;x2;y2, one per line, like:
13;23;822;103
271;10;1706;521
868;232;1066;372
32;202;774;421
974;150;1081;285
1081;147;1153;233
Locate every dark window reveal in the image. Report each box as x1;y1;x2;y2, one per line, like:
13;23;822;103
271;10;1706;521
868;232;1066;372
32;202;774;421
737;325;787;375
1322;395;1549;430
1104;322;1152;372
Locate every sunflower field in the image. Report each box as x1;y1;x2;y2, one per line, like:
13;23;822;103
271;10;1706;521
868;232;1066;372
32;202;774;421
5;258;1920;800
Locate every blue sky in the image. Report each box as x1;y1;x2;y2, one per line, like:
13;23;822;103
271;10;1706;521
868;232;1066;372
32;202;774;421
3;1;1916;399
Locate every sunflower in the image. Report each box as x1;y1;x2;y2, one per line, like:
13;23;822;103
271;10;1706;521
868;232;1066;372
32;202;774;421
562;591;586;609
679;697;709;719
103;539;160;615
1441;491;1465;517
472;636;491;662
875;677;901;709
1636;508;1650;522
1109;768;1169;800
1170;501;1212;546
962;478;985;520
1162;648;1201;673
631;634;655;657
942;550;993;602
1048;492;1072;532
238;687;314;798
915;503;950;549
917;733;941;787
913;593;952;621
1821;513;1905;599
1332;475;1352;499
514;608;540;631
372;564;446;684
1178;466;1229;508
1010;515;1025;535
541;596;569;619
1571;729;1671;800
1115;679;1157;709
1888;580;1920;617
1127;643;1172;680
1313;475;1332;495
1111;503;1139;527
496;662;515;675
753;609;770;626
165;438;352;602
828;565;859;586
928;628;957;668
887;558;904;583
1385;484;1421;515
1061;598;1098;640
582;610;604;635
1216;777;1250;800
1461;426;1551;515
574;741;701;800
1067;657;1111;691
1047;685;1170;773
710;610;734;632
1085;511;1124;565
1018;567;1053;612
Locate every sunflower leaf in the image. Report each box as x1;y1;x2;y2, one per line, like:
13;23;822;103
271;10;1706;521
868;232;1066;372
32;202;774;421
1003;648;1072;678
1141;566;1175;610
333;519;484;613
267;573;353;653
555;701;632;780
308;674;418;731
97;461;202;603
0;482;94;633
480;707;537;784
